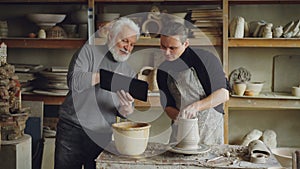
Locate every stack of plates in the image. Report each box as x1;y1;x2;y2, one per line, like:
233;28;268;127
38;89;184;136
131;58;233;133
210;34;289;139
33;68;68;96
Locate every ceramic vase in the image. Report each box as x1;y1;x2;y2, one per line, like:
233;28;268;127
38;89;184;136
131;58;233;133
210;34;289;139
176;118;200;150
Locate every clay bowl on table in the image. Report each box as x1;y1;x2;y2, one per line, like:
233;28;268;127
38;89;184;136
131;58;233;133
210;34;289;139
112;121;151;156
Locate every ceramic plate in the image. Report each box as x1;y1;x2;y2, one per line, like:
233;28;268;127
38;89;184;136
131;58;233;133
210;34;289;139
168;144;211;155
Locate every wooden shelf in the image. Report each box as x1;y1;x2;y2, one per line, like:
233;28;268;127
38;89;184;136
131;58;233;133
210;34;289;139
228;0;300;4
95;37;222;46
22;93;161;107
228;96;300;110
0;38;86;49
0;0;221;3
228;38;300;48
22;94;65;105
95;0;221;3
0;0;86;3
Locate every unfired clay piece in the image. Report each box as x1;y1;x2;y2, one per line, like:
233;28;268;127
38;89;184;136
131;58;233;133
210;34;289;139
244;21;250;37
248;140;271;164
230;16;245;38
253;20;266;37
262;23;273;38
273;26;283;38
241;129;263;146
283;21;294;35
261;130;277;149
291;19;300;37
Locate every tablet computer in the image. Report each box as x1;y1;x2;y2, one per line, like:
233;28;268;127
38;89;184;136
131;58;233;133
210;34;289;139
100;69;148;101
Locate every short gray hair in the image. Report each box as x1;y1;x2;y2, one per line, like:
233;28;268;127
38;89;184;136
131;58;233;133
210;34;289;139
109;17;140;40
160;21;188;43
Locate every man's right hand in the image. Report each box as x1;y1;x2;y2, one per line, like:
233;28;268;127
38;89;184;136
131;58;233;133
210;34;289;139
117;90;134;117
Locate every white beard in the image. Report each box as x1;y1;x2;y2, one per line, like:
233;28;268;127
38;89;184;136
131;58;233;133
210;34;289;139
108;42;130;62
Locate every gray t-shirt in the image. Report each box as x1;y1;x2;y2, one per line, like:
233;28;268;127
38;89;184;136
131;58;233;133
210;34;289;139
59;44;135;132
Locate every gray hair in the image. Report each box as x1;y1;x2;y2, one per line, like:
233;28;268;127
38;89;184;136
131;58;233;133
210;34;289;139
109;17;140;41
160;21;188;43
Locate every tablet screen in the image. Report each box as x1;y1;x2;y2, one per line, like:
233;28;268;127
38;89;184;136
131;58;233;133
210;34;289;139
100;69;148;101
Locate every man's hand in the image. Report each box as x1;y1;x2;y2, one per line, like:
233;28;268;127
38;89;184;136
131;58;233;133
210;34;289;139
117;90;134;117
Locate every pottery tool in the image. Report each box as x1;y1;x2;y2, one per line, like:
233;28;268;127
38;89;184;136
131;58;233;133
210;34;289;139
206;156;237;166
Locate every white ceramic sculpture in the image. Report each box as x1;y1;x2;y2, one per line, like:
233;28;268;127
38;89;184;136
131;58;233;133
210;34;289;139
253;20;266;37
273;26;283;38
230;16;245;38
261;129;277;149
262;23;273;38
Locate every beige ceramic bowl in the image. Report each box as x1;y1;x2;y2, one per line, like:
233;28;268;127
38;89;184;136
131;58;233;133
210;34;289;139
27;13;66;24
271;147;300;168
112;121;151;156
246;82;264;96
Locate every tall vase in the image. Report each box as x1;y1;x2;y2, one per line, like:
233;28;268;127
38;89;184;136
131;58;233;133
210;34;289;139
176;118;200;150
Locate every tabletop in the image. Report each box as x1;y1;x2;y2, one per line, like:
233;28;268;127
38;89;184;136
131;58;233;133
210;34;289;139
96;142;281;169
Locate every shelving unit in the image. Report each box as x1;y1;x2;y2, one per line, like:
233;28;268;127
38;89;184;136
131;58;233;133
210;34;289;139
228;38;300;48
0;38;86;49
224;0;300;108
224;0;300;146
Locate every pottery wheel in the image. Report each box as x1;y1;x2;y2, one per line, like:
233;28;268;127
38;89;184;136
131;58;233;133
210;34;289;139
168;144;211;155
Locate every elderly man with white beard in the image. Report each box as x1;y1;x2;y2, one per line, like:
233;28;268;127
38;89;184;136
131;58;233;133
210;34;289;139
54;17;140;169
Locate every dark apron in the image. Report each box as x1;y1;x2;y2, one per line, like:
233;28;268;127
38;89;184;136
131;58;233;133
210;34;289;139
168;67;224;145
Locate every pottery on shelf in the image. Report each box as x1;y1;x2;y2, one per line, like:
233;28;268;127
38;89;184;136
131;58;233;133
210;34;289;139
291;86;300;97
233;82;247;96
246;81;264;96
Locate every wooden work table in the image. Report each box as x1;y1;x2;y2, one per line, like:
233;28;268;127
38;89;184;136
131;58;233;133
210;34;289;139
96;143;280;169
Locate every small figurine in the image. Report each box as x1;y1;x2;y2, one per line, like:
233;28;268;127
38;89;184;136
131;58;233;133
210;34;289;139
0;42;7;66
38;29;46;39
